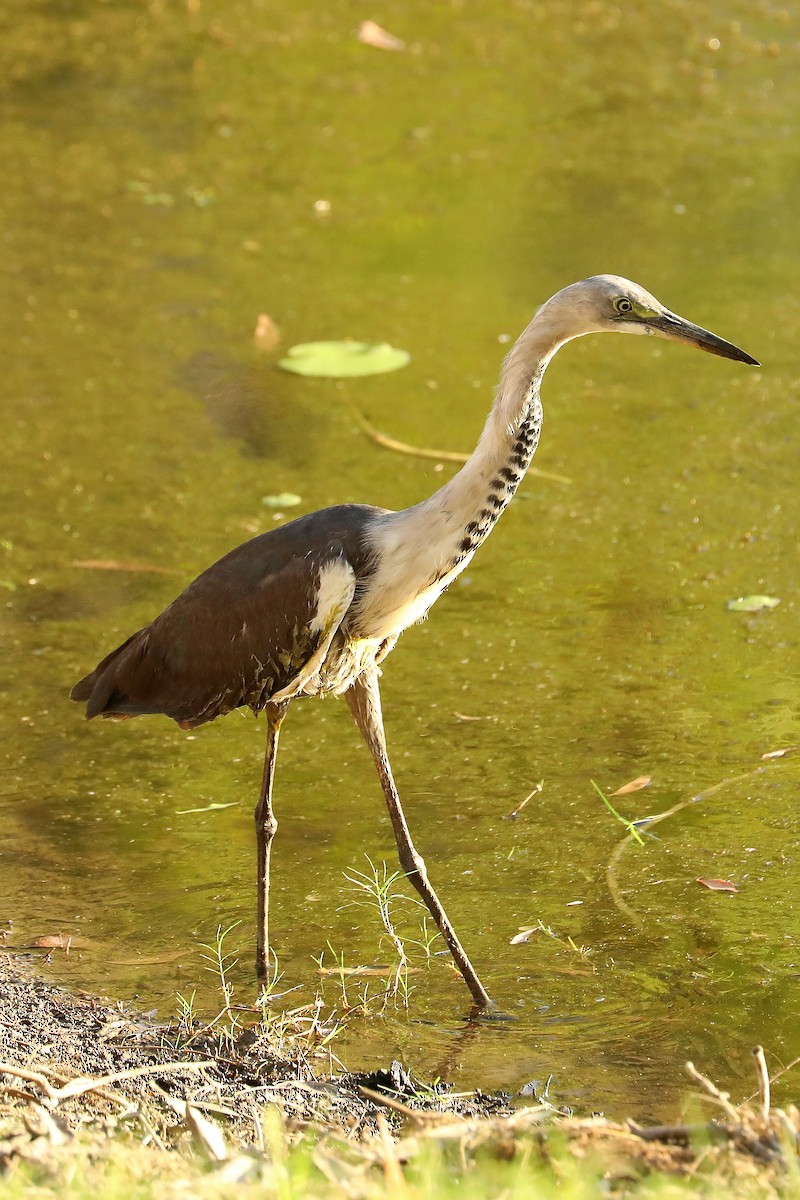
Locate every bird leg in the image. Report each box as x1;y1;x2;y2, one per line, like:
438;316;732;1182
345;669;493;1009
255;700;289;983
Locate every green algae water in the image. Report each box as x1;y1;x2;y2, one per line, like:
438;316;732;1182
1;0;798;1120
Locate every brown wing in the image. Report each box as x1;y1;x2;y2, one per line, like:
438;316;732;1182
71;505;382;727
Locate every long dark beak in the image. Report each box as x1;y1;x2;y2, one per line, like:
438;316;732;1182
649;310;760;365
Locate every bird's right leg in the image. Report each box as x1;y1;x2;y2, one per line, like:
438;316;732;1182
345;669;493;1009
255;700;289;983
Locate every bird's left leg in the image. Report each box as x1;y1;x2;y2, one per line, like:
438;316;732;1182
255;700;289;983
345;668;493;1009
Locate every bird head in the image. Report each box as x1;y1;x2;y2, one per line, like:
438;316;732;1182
552;275;759;365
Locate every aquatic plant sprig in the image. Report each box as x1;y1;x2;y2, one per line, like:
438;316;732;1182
591;780;645;846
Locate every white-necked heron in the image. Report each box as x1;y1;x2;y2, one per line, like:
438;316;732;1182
72;275;758;1008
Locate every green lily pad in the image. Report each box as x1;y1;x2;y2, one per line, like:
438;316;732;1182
261;492;302;509
726;595;781;613
278;340;410;378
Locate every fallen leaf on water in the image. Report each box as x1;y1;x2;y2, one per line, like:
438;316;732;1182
261;492;302;508
176;801;239;815
253;313;281;352
612;775;652;796
726;595;780;613
278;340;410;378
357;20;406;51
696;878;739;893
30;934;86;949
510;928;537;945
72;559;174;574
761;746;798;760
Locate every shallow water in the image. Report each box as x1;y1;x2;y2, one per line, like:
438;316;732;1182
1;0;799;1119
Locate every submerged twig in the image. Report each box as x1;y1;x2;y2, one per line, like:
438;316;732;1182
354;411;572;484
605;765;771;925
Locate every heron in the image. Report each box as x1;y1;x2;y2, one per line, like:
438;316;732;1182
71;275;758;1009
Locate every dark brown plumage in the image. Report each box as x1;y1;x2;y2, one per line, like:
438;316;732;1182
72;505;383;726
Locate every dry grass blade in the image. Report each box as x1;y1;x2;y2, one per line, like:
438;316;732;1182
71;559;175;574
186;1102;230;1162
30;1102;72;1145
375;1111;407;1192
55;1059;216;1102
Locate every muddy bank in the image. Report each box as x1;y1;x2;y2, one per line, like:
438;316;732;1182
0;953;508;1146
0;953;795;1194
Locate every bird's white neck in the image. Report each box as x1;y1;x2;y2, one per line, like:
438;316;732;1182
356;313;569;639
411;309;569;560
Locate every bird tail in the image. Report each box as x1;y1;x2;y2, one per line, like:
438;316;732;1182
70;630;153;719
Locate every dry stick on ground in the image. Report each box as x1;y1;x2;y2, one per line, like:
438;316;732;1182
605;765;769;924
752;1045;771;1122
0;1063;59;1104
357;1085;453;1126
743;1053;800;1108
354;411;572;485
0;1058;215;1111
685;1061;743;1124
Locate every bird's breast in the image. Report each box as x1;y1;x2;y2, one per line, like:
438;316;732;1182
351;553;475;642
301;634;383;697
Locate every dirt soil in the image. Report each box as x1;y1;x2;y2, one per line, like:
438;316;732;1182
0;952;508;1148
0;951;795;1191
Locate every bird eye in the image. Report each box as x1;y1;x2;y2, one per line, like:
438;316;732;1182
614;297;633;314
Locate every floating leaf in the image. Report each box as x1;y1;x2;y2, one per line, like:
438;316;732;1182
357;20;406;51
612;775;652;796
726;595;780;613
696;877;739;892
29;934;86;949
278;340;410;378
261;492;302;509
253;313;281;352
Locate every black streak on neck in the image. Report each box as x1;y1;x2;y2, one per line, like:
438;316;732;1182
448;383;544;572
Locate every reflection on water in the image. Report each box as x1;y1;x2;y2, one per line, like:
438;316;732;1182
1;0;799;1119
